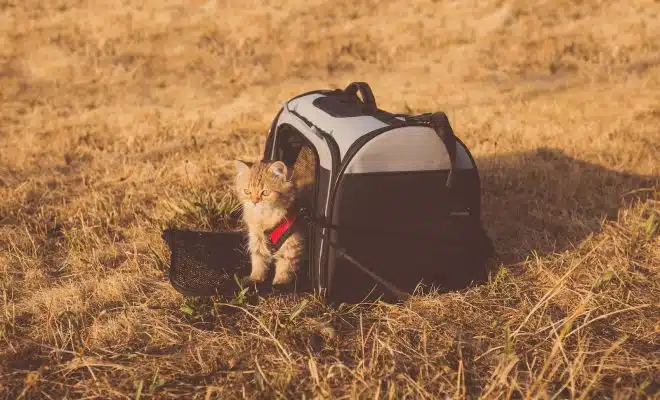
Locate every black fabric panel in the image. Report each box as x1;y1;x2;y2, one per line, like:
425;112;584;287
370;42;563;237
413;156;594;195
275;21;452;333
326;169;491;304
336;169;482;229
328;224;492;304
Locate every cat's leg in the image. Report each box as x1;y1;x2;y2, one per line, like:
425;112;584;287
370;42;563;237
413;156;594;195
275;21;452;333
273;232;304;285
249;252;269;283
247;231;271;283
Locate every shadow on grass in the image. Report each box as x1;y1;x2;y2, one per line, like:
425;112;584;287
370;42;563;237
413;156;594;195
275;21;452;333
477;147;658;267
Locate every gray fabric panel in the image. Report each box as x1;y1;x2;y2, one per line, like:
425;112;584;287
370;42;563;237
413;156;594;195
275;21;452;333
275;107;333;170
287;93;388;159
344;126;475;174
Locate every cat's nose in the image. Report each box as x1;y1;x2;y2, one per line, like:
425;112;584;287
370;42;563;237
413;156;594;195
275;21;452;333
251;194;260;204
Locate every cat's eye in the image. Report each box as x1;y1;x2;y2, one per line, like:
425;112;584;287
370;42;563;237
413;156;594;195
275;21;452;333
262;189;271;196
243;189;250;195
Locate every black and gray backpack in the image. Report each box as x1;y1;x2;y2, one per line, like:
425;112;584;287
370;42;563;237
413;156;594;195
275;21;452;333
163;82;494;304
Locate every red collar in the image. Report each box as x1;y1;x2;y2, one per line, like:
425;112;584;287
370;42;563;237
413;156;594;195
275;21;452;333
264;209;297;252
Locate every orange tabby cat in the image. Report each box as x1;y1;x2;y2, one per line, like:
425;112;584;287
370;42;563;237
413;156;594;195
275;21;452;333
233;146;315;286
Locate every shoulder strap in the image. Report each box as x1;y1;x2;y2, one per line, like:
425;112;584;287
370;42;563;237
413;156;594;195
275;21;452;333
411;112;457;189
430;112;457;189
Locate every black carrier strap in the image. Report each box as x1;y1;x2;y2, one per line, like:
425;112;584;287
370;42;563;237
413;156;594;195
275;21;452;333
430;112;458;189
412;112;458;189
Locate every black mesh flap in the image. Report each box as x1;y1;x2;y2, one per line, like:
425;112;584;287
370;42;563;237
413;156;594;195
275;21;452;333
162;228;249;297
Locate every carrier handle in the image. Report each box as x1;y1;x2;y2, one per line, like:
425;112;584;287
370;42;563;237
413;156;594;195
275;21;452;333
343;82;378;112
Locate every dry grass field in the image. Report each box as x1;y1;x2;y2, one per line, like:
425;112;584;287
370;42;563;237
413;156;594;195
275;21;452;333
1;0;660;398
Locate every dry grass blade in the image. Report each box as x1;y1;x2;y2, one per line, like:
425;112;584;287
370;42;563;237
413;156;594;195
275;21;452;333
219;303;293;364
512;239;605;337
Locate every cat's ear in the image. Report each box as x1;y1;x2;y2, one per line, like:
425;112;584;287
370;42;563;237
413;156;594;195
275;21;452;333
268;161;288;180
233;160;251;177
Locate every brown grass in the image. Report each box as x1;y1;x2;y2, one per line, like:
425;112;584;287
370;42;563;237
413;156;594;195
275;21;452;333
1;0;659;398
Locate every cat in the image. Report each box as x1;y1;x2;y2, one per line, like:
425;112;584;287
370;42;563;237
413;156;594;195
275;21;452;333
233;145;316;286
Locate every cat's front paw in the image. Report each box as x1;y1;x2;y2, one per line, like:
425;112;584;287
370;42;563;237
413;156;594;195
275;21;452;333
272;272;294;286
249;255;268;283
248;271;267;283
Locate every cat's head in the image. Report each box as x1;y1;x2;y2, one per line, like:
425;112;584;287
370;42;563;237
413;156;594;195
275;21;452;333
233;159;296;213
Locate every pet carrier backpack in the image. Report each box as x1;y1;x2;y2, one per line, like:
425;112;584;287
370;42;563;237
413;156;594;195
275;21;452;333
163;82;494;304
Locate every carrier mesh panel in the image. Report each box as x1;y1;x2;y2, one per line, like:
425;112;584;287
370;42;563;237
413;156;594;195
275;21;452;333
162;228;249;297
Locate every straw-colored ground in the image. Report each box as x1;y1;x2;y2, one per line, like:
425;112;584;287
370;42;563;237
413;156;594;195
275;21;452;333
1;0;659;398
